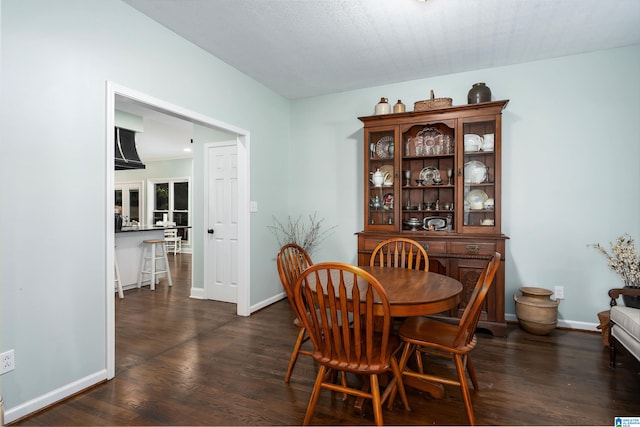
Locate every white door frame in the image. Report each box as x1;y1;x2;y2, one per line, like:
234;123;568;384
105;81;251;379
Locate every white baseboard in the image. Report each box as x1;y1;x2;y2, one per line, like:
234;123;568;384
187;289;286;313
4;370;107;424
190;286;206;299
505;313;600;332
250;292;286;313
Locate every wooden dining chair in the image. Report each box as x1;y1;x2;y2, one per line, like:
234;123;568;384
294;262;411;426
395;252;501;426
370;237;429;271
276;243;314;383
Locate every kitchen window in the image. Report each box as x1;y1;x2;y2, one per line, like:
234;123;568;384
150;178;190;242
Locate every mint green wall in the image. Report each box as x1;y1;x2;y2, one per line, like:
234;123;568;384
1;0;638;420
290;45;640;328
0;0;289;417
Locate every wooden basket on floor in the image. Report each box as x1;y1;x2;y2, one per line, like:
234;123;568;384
414;90;452;111
597;310;610;347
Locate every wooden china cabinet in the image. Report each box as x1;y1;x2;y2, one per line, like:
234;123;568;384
357;100;509;336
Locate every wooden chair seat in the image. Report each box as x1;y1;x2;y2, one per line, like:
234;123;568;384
312;333;402;374
400;317;478;353
396;252;501;426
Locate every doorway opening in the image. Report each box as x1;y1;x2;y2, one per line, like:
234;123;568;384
105;82;251;379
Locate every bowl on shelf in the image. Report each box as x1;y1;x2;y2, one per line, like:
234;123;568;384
403;218;422;231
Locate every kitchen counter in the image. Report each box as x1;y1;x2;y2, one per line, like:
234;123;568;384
115;225;190;290
116;224;190;233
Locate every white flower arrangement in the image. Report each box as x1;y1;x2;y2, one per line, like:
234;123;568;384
590;234;640;288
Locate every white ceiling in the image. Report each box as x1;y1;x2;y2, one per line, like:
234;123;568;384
123;0;640;100
115;95;196;162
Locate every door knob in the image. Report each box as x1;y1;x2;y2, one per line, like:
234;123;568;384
207;228;214;234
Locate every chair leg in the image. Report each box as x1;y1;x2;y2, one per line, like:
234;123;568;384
303;365;326;426
388;342;414;407
455;354;475;426
369;374;383;426
389;356;410;411
466;355;479;390
415;348;424;374
340;372;348;401
114;250;124;299
137;244;147;288
150;243;157;290
398;342;414;371
285;328;306;382
161;243;173;287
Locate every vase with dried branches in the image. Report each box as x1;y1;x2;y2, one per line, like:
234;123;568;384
268;212;337;256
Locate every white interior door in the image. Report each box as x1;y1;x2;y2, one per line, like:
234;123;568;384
206;143;238;302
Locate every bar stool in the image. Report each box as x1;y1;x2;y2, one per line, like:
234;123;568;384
114;247;124;299
137;239;173;290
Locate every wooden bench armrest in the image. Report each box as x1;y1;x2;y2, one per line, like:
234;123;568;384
609;287;640;307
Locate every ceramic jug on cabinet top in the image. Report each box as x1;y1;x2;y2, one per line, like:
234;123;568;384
374;98;391;115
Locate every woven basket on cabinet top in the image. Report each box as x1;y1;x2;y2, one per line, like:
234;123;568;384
414;89;452;111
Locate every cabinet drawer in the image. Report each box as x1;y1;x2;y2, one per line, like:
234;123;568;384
414;240;447;254
361;237;447;254
449;241;496;256
361;238;387;251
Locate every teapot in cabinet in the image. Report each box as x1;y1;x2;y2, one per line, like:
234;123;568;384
370;169;390;186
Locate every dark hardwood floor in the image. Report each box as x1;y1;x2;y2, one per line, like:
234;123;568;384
13;253;640;425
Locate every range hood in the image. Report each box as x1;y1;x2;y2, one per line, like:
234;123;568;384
115;127;145;170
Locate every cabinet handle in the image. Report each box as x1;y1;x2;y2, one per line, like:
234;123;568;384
422;243;429;251
466;244;479;254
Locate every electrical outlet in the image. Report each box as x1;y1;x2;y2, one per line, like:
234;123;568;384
554;286;565;300
1;349;15;374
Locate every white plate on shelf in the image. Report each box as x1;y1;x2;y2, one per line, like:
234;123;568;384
419;166;441;184
375;136;393;159
465;189;489;210
380;165;394;185
423;217;447;230
464;161;488;184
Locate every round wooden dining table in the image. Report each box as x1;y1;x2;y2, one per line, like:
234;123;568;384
358;266;463;400
358;266;463;317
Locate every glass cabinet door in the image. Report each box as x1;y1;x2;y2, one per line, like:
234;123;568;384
461;117;499;231
401;121;456;233
365;127;396;230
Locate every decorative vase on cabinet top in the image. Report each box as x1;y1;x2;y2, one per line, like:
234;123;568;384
514;287;560;335
393;99;406;113
375;97;391;115
467;82;491;104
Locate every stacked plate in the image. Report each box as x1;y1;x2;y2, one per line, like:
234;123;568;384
464;161;487;184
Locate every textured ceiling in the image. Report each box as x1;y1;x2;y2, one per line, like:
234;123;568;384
123;0;640;99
